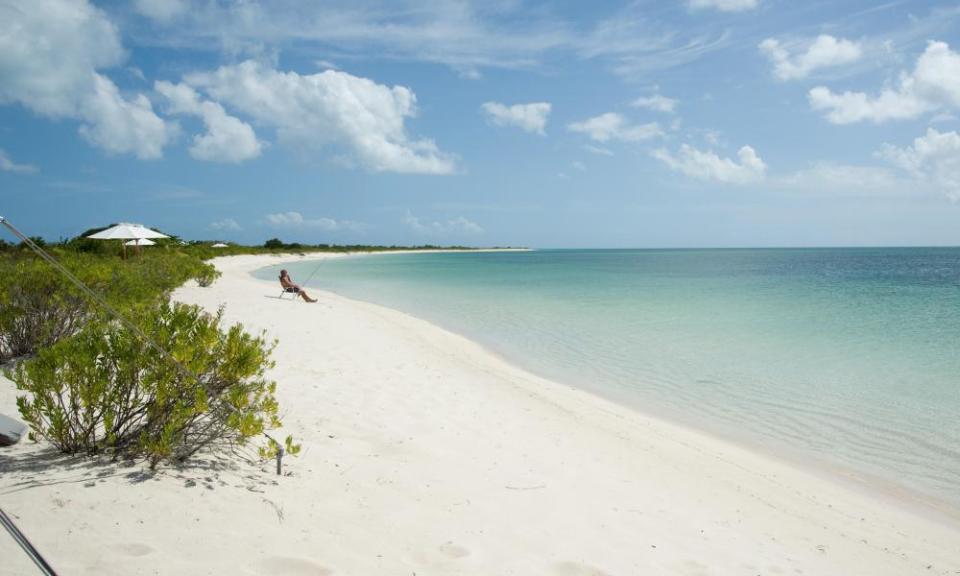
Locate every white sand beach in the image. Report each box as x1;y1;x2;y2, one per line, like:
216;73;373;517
1;252;959;576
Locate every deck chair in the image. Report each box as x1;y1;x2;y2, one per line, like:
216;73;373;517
279;285;298;300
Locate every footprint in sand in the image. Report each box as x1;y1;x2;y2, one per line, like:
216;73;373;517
115;543;154;557
554;561;613;576
438;541;470;559
258;556;333;575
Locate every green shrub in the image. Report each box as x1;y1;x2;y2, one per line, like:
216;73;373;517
194;263;221;287
10;301;297;466
0;250;218;362
0;255;97;362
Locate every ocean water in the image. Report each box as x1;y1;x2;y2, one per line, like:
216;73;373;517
255;249;960;509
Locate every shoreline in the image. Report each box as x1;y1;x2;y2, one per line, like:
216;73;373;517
1;251;958;575
260;251;960;526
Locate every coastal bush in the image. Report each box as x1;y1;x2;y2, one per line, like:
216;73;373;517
0;255;95;362
194;263;221;287
10;301;298;466
0;250;218;362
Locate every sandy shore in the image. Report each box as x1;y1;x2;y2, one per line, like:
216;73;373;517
2;252;959;575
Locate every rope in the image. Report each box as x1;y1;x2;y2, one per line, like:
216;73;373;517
0;216;284;468
0;507;58;575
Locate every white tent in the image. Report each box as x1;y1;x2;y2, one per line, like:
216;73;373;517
211;243;229;248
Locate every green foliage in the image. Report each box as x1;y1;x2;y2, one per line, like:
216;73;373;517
194;262;221;287
11;302;284;466
263;238;284;249
0;250;216;362
0;255;90;362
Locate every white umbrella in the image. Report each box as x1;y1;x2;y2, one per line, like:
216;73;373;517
124;238;156;246
88;223;168;257
211;243;229;248
87;223;169;240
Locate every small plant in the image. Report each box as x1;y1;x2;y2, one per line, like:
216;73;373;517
194;263;221;287
11;301;297;467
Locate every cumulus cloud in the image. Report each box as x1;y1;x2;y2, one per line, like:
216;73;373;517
0;0;173;159
156;81;263;163
652;144;766;184
265;211;365;232
185;61;455;174
0;149;38;174
403;212;484;235
759;35;862;81
134;0;187;23
878;128;960;200
809;41;960;124
568;113;663;143
209;218;241;231
481;101;551;134
631;94;678;113
688;0;758;12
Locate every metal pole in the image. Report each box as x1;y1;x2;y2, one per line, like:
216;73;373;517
0;508;59;576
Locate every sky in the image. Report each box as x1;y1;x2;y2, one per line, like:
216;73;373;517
1;0;960;248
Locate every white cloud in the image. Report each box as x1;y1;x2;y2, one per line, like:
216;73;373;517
759;35;862;81
156;81;263;163
809;41;960;124
0;149;38;174
688;0;758;12
185;61;455;174
878;128;960;200
631;94;678;113
584;144;614;156
778;163;899;193
0;0;173;159
209;218;241;232
403;212;484;235
134;0;187;23
568;113;663;143
652;144;767;184
481;101;551;134
265;212;365;232
78;75;172;159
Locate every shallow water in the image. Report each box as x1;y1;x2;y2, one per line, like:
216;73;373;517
255;248;960;508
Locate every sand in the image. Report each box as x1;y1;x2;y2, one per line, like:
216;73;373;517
1;252;958;575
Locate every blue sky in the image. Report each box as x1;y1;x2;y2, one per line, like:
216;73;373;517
2;0;960;248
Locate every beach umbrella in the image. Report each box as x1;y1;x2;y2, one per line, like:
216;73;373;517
87;223;168;257
124;238;156;246
211;243;229;248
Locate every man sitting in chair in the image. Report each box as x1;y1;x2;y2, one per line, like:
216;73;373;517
279;269;317;302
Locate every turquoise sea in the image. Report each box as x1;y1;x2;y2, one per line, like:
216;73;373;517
255;249;960;510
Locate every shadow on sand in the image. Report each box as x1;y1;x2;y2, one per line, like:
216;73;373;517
0;444;275;495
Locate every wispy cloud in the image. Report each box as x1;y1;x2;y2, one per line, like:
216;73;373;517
0;149;38;174
209;218;241;231
631;94;678;114
481;101;551;135
568;113;662;143
403;211;483;235
687;0;759;13
265;211;366;232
